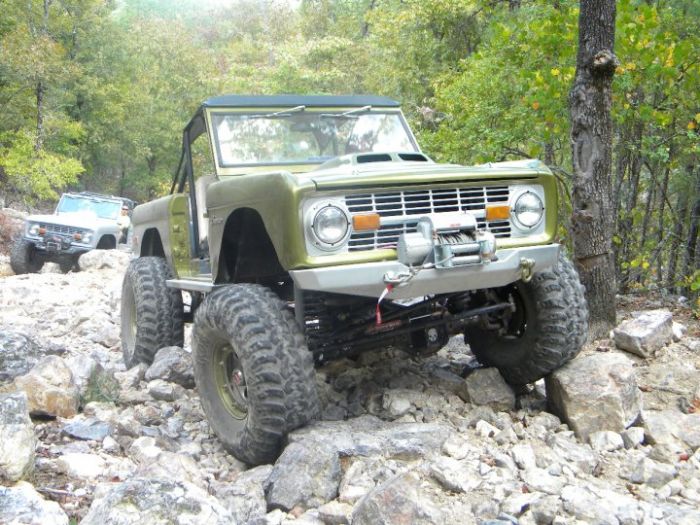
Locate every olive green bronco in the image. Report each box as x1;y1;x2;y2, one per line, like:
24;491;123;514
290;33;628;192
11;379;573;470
120;95;588;465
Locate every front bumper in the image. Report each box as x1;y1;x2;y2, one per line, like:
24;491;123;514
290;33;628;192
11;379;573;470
25;236;91;257
290;244;560;299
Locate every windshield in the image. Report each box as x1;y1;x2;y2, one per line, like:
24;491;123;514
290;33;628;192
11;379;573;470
56;195;122;220
211;110;417;167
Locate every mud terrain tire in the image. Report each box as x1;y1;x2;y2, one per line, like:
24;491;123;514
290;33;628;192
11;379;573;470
10;239;43;274
192;284;320;465
120;257;184;368
466;251;588;385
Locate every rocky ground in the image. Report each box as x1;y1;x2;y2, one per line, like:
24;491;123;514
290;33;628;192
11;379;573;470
0;250;699;525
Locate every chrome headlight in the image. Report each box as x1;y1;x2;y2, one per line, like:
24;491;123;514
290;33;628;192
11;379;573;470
312;205;350;246
513;191;544;228
28;223;40;236
81;231;93;244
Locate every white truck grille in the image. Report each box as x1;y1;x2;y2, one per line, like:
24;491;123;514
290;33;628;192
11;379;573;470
345;186;511;252
41;223;81;235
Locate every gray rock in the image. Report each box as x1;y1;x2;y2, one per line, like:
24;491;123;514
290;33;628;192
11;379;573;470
56;452;107;479
464;368;515;411
382;389;414;417
511;444;537;471
351;470;443;525
0;392;37;482
530;495;561;525
613;309;673;357
12;355;79;417
425;366;469;401
546;434;599;475
81;477;233;524
546;352;642;441
144;346;195;388
0;481;69;525
317;500;353;525
643;409;700;452
0;328;62;383
521;468;565;495
429;456;482;492
671;321;686;342
147;379;183;401
629;457;677;488
266;440;341;511
63;417;112;441
621;427;645;449
215;465;272;524
560;485;618;525
589;430;624;452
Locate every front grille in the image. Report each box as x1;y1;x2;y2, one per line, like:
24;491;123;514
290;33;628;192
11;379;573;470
345;186;511;252
40;223;81;235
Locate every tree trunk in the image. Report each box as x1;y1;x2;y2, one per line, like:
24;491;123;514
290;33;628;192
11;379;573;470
35;81;45;151
569;0;618;339
666;190;688;293
681;171;700;296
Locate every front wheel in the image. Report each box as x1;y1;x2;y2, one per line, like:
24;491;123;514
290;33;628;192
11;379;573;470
465;251;588;385
192;284;320;465
120;257;184;368
10;239;43;274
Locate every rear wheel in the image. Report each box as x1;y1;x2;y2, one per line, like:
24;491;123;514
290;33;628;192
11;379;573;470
193;284;320;465
10;239;43;274
120;257;184;368
465;251;588;385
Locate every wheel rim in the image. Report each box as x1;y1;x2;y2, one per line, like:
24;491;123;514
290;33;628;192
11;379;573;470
213;344;248;420
499;286;528;339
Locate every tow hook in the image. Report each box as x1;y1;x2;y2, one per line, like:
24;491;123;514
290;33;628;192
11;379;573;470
519;258;535;283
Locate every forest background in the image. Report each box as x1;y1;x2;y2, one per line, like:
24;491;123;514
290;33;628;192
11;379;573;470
0;0;698;300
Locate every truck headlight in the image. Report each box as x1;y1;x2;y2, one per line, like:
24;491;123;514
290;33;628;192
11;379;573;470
513;191;544;228
312;205;350;245
81;231;93;243
28;223;40;236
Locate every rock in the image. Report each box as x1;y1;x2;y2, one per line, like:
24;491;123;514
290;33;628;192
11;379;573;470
511;444;537;471
147;379;183;401
0;481;69;525
351;470;443;525
382;390;414;417
560;485;618;525
530;495;561;525
78;249;130;271
216;465;272;524
81;478;233;524
144;346;195;388
0;328;61;383
12;355;79;417
0;392;37;482
115;362;148;388
545;434;599;475
643;409;700;451
266;440;341;511
62;417;112;441
621;427;645;449
56;452;107;479
546;352;642;441
613;309;673;357
672;322;687;342
629;457;677;488
589;430;624;452
464;368;515;411
521;468;565;495
475;419;500;438
317;500;353;525
429;456;482;493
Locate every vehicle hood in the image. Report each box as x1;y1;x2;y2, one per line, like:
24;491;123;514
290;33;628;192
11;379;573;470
300;157;549;191
25;212;117;230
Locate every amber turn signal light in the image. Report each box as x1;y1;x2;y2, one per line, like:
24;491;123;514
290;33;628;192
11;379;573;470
38;227;46;235
352;213;381;231
485;205;510;221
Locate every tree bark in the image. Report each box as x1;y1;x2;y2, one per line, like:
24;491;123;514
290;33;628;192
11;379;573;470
681;171;700;295
666;189;688;293
569;0;618;338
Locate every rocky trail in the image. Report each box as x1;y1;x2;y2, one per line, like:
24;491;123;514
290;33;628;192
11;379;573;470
1;251;700;525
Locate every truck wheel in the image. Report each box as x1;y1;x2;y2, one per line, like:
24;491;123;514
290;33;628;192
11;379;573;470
120;257;184;368
465;251;588;385
10;239;43;274
59;258;76;273
192;284;320;465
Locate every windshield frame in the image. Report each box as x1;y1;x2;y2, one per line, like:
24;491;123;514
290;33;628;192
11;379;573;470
207;108;420;170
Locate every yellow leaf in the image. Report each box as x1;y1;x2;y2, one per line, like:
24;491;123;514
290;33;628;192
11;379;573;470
695;113;700;122
689;121;697;130
642;261;650;270
550;68;560;77
532;101;540;110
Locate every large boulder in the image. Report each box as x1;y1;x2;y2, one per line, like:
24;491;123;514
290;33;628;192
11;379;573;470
12;355;79;417
0;328;62;384
266;440;341;511
642;409;700;452
80;478;233;525
613;309;674;358
0;392;37;482
0;481;69;525
464;368;515;411
144;346;195;388
78;249;130;271
546;352;642;441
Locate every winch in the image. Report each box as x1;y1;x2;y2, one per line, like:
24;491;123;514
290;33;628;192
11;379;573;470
396;212;497;269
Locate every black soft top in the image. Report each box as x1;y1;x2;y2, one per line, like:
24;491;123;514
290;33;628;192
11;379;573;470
202;94;401;109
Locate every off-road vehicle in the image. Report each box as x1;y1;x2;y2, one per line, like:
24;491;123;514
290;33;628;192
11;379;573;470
11;192;135;274
120;95;588;465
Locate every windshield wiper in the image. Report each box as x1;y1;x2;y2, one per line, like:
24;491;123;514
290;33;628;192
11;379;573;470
321;105;372;119
250;105;306;119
